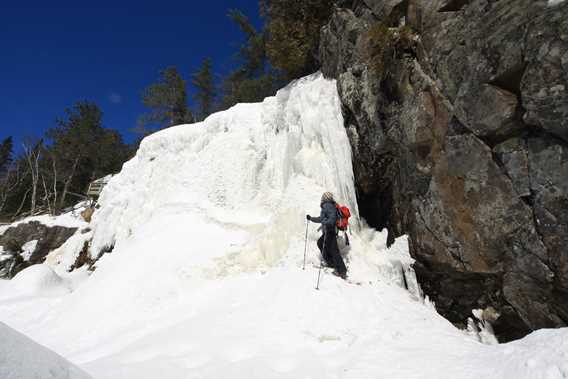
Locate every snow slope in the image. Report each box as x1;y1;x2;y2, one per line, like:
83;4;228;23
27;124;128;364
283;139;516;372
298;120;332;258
0;322;92;379
1;74;567;379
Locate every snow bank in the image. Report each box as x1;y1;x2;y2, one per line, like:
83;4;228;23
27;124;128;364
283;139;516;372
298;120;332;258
549;0;566;6
0;322;92;379
10;264;70;296
494;328;568;375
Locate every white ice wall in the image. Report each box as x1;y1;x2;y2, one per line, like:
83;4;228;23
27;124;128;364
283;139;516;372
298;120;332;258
90;73;359;268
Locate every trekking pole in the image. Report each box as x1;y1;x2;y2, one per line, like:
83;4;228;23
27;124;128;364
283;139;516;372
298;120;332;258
302;220;309;270
316;230;327;290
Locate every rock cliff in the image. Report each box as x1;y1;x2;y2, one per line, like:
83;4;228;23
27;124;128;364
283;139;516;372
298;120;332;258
320;0;568;341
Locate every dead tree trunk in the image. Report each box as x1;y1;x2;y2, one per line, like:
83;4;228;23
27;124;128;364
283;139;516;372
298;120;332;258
23;142;41;215
59;157;79;210
14;188;30;218
41;151;59;215
0;162;23;215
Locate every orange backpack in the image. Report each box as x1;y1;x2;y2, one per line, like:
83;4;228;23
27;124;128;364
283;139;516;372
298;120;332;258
335;204;351;231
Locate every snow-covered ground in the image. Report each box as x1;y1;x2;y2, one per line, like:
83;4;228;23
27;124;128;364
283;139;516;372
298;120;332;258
0;74;567;379
0;321;92;379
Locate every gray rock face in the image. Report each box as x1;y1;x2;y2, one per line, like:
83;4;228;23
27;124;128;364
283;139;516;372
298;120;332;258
455;84;521;140
0;222;77;278
320;0;568;341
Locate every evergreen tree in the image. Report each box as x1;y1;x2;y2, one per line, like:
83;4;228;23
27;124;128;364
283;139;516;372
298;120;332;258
0;136;15;214
222;10;281;108
139;67;193;129
191;58;216;121
47;101;130;209
0;137;13;175
262;0;334;80
228;10;267;78
1;102;131;217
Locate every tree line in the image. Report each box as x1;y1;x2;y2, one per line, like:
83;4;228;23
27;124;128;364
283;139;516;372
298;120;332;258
0;104;132;219
138;1;334;131
0;0;335;220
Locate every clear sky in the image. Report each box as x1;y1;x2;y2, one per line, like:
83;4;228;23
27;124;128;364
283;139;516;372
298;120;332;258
0;1;262;150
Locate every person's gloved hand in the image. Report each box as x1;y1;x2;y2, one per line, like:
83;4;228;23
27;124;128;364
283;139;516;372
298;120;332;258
306;215;311;221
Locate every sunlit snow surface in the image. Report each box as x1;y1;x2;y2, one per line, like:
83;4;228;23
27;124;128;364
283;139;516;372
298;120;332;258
1;74;567;378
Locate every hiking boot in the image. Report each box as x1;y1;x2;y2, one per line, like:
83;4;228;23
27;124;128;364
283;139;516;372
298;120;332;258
332;271;347;280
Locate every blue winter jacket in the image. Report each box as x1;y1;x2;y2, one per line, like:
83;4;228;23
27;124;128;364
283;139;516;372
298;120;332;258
310;201;337;228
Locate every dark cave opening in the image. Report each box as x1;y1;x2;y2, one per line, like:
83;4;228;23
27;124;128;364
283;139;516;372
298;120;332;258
356;188;388;231
355;183;396;246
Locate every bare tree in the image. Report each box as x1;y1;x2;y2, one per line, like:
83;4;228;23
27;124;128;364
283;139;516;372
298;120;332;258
50;151;58;213
59;157;79;210
39;150;59;215
14;188;31;218
0;161;25;215
22;140;42;215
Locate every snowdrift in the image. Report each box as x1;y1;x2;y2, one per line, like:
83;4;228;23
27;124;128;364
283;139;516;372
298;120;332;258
0;73;567;379
9;264;71;296
0;322;92;379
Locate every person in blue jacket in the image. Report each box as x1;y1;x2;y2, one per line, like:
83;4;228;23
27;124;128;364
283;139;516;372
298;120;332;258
307;192;347;279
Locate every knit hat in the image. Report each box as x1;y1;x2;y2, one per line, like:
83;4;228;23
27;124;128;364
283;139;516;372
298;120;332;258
321;191;334;204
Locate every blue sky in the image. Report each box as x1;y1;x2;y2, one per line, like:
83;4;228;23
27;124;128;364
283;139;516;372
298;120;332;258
0;1;262;150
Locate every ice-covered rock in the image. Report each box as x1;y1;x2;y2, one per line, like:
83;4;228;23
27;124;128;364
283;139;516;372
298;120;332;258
0;206;88;278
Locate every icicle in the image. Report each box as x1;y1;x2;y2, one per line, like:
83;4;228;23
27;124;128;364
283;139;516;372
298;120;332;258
470;308;499;345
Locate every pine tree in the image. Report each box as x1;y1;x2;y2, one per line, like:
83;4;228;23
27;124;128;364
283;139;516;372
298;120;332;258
191;58;216;121
228;10;267;78
139;66;193;129
47;101;130;209
222;10;281;108
0;136;15;214
0;137;13;175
